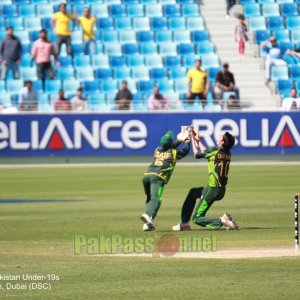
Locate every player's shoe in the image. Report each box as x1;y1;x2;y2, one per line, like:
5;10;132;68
172;223;191;231
142;223;154;231
141;213;156;231
221;213;240;230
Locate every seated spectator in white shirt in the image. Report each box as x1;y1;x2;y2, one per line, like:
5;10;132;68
19;80;38;111
148;86;169;110
282;88;300;111
71;88;87;111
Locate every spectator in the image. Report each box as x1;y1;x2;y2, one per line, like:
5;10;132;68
235;14;248;57
114;80;133;110
148;86;169;110
186;59;209;106
32;29;58;88
53;90;71;111
282;88;300;111
19;81;38;111
262;37;287;85
71;88;87;111
226;0;235;18
77;8;97;55
51;3;74;56
0;27;22;80
214;63;240;103
227;95;241;110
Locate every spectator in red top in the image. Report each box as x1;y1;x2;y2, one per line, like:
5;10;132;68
53;90;71;111
32;29;58;88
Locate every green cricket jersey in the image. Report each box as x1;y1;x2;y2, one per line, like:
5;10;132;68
196;147;231;187
144;141;190;184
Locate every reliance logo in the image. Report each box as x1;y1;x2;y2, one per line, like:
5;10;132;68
192;115;300;148
0;118;147;151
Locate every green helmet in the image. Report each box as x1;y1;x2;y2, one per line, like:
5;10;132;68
160;131;174;149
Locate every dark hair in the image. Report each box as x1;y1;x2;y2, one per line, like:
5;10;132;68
195;59;202;64
60;3;66;7
59;89;64;93
229;95;236;100
77;87;83;92
223;132;235;150
40;29;47;34
239;14;245;21
24;80;32;85
6;26;13;31
223;63;229;69
122;80;127;85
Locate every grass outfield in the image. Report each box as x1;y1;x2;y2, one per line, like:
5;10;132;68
0;164;300;299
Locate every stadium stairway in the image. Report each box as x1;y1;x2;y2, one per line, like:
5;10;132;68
201;0;280;108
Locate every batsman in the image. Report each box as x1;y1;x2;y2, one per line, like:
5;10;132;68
141;130;190;231
173;130;240;231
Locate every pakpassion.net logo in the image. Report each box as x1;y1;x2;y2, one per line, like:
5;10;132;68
74;234;218;256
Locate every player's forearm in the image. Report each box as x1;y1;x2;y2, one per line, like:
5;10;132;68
197;141;207;153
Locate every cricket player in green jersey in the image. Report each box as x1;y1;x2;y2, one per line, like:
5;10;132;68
172;131;239;231
141;130;190;231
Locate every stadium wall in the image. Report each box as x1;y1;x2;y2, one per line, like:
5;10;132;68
0;112;299;157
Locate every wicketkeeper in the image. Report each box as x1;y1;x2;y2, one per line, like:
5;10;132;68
141;130;190;231
172;130;240;231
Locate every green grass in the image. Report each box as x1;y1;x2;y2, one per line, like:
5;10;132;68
0;164;300;299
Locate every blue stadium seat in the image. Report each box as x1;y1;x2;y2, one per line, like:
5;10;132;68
123;44;139;55
92;4;109;17
101;31;119;43
165;56;181;67
137;80;154;92
157;79;173;93
57;67;75;80
197;41;215;55
248;17;266;31
178;44;194;55
63;79;81;95
274;29;290;42
97;18;114;30
71;44;83;55
187;17;204;30
137;31;154;43
69;0;86;3
145;54;163;67
32;0;48;3
174;30;191;43
24;18;42;31
170;66;186;79
72;4;88;18
0;94;12;107
115;17;132;30
110;56;126;67
45;80;61;93
2;5;18;17
102;80;118;93
30;31;40;43
0;80;6;94
96;68;113;79
151;17;168;30
6;17;24;30
277;79;293;94
169;17;186;30
262;3;279;17
36;4;53;18
123;0;139;3
83;81;100;93
175;78;187;93
150;68;168;80
127;4;144;17
164;4;181;17
287;16;300;30
192;30;209;42
281;3;298;17
114;67;131;80
156;31;172;43
184;55;200;68
76;66;95;81
0;18;5;30
278;41;294;53
290;65;300;80
19;4;36;17
74;54;91;67
159;42;177;56
258;0;275;3
128;55;145;67
15;31;30;45
291;30;300;43
254;30;271;44
15;0;31;3
132;66;150;79
244;3;261;17
110;4;126;17
267;16;284;30
140;42;158;55
271;65;289;81
208;67;221;83
202;54;220;69
22;44;30;54
42;17;52;30
119;30;137;43
145;4;163;17
20;67;37;81
20;53;33;67
133;17;150;31
182;4;199;17
32;80;43;92
105;43;122;56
